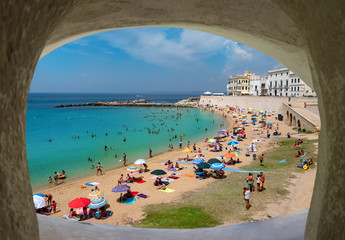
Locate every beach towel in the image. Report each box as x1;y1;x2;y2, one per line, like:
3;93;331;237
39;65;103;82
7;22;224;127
161;178;174;183
159;188;175;193
132;191;139;197
62;214;79;221
280;159;286;163
168;176;180;179
123;197;137;204
134;180;146;184
177;161;193;165
300;154;306;158
224;167;262;174
183;174;196;178
137;193;149;199
167;167;177;172
85;182;100;186
94;211;113;219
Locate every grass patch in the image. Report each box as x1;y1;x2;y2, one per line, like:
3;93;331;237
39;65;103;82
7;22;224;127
135;206;220;229
135;138;318;228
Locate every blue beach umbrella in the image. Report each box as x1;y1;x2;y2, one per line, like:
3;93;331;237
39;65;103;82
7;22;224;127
88;197;107;209
266;122;273;125
112;185;130;192
192;158;204;164
227;141;239;145
210;163;225;170
253;119;257;122
33;195;45;209
208;158;222;164
233;127;238;130
33;193;45;198
217;130;226;134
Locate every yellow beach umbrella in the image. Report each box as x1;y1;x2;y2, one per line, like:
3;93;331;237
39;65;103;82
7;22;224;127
182;148;192;153
208;139;216;143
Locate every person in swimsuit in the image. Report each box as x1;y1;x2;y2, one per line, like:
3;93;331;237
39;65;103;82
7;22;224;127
260;154;264;166
96;162;103;176
246;173;255;192
243;186;251;210
44;193;52;206
54;172;58;186
123;153;127;166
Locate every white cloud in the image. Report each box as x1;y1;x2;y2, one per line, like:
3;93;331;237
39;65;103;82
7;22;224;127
96;28;228;68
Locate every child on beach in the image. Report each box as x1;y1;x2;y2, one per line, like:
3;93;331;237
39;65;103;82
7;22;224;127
243;187;251;210
256;174;261;191
52;200;57;213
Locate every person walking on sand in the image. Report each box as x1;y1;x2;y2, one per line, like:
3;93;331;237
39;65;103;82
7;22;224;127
44;193;53;206
53;172;58;186
260;154;264;166
149;148;152;158
123;153;127;166
96;162;103;176
260;172;266;191
243;186;251;210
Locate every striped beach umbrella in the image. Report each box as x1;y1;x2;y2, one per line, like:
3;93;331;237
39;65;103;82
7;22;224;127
88;197;107;209
88;190;103;199
227;141;239;145
127;166;139;172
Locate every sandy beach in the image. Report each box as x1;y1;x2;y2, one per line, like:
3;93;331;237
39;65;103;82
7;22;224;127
34;106;317;226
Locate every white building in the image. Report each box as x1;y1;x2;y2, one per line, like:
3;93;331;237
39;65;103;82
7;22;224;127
267;68;316;97
227;71;252;96
250;75;268;96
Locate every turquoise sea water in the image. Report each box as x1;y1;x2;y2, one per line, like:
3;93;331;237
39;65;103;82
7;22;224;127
27;93;227;189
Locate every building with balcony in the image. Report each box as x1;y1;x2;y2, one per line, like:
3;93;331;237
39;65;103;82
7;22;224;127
227;71;251;96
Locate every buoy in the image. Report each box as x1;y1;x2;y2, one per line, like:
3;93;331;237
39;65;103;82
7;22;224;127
303;165;308;170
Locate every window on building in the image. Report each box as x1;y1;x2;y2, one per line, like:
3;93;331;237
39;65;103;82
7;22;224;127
286;80;288;86
287;72;289;75
245;86;248;90
298;86;300;91
276;74;277;77
270;82;272;87
295;78;297;83
275;81;277;86
298;78;300;83
291;79;293;83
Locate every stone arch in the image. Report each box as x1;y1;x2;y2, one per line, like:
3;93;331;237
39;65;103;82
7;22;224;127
286;111;289;121
293;116;296;127
297;119;301;128
1;1;345;240
290;113;293;126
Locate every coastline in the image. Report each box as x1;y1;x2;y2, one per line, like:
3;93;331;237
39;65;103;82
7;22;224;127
32;106;230;192
34;104;317;227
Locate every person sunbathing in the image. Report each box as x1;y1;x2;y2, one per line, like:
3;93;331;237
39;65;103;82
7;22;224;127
126;174;133;183
175;162;180;169
69;208;77;218
168;162;174;168
300;150;304;155
295;151;301;157
165;160;172;165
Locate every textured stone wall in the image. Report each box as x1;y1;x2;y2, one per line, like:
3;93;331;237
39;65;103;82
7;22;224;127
0;0;344;239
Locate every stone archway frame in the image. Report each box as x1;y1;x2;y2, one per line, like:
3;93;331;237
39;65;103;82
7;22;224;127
1;1;344;240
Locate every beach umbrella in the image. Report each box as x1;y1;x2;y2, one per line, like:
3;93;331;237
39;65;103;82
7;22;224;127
210;163;225;170
238;131;245;134
112;185;130;192
151;169;167;175
33;195;45;209
224;153;235;158
266;122;273;125
217;130;226;134
127;166;139;172
208;139;216;143
88;190;103;199
33;193;44;197
88;197;107;209
227;141;239;145
197;162;210;169
214;136;222;140
134;159;147;165
192;158;204;164
208;158;222;164
253;119;257;122
68;197;90;208
233;127;238;130
220;129;228;132
182;148;192;153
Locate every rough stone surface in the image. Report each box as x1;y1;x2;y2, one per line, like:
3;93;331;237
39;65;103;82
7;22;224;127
0;0;344;239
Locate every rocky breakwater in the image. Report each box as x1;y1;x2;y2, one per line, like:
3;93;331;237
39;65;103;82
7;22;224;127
55;99;195;108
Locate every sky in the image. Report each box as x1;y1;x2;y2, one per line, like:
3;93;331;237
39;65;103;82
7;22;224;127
31;27;284;93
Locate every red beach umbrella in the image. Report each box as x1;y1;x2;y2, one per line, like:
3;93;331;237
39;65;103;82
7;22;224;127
68;197;90;208
238;131;245;134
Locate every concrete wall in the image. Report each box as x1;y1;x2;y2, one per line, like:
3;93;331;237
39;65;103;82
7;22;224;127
282;104;319;132
200;96;318;114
